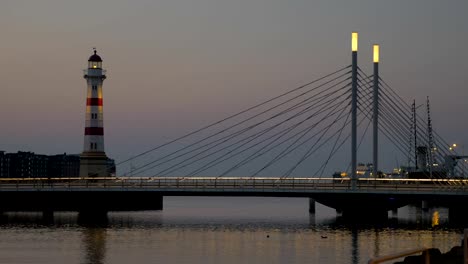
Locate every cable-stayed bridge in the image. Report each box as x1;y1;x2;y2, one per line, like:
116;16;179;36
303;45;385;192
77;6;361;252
1;33;467;220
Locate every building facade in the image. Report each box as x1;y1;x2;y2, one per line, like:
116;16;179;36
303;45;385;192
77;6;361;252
48;153;80;177
0;151;10;177
5;151;48;178
0;151;81;178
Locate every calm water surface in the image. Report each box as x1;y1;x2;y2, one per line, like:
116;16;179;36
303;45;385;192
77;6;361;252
0;197;464;264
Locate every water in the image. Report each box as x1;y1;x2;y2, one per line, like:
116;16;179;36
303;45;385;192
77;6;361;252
0;197;464;264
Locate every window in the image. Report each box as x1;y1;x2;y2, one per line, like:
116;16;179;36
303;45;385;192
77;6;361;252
89;61;102;69
92;85;97;91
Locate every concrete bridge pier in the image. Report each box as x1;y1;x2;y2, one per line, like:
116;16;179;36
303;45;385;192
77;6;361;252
309;198;316;214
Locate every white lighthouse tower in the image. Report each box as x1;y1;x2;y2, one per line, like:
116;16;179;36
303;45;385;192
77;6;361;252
80;49;110;177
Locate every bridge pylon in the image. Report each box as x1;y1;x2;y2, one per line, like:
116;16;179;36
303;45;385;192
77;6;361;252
351;32;358;189
373;44;380;178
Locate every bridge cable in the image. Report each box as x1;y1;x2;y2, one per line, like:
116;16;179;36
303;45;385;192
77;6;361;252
247;93;353;177
357;69;423;164
357;77;414;156
134;78;351;176
123;68;351;176
316;73;374;177
154;85;352;176
377;78;457;177
188;91;353;177
358;83;437;180
281;93;353;177
113;65;351;171
379;77;454;160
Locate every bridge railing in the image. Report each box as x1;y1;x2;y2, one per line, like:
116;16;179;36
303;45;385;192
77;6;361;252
1;177;468;193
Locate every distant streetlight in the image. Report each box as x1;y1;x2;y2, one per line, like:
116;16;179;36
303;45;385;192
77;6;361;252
450;144;457;151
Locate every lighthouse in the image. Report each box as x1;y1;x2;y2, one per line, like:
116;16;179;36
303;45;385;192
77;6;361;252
80;49;111;177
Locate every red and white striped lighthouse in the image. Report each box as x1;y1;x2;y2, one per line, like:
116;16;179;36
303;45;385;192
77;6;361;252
80;49;110;176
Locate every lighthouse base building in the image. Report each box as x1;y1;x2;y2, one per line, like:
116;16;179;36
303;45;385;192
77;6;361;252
80;152;114;177
79;50;115;177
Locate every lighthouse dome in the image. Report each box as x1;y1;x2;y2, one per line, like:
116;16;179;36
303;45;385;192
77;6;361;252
88;50;102;62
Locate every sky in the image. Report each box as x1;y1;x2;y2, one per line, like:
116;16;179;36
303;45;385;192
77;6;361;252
1;0;467;175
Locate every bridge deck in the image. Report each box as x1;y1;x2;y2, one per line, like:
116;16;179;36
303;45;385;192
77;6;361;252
2;177;468;213
1;177;468;196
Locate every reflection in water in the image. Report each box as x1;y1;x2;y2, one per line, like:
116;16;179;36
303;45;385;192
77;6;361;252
0;212;66;226
0;200;465;264
351;228;359;264
432;211;440;227
373;228;380;258
77;213;109;264
82;228;107;264
308;213;316;226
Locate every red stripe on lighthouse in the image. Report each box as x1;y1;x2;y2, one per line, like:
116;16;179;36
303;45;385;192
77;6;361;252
85;127;104;135
87;98;103;106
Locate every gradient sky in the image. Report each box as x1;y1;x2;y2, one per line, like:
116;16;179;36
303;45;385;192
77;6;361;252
1;0;467;174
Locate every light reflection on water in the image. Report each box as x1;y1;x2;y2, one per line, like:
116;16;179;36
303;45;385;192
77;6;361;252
0;197;465;264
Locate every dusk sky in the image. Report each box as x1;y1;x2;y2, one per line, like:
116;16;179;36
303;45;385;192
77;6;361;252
1;0;467;174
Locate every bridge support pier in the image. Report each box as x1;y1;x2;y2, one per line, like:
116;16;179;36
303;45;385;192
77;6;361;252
309;198;316;214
